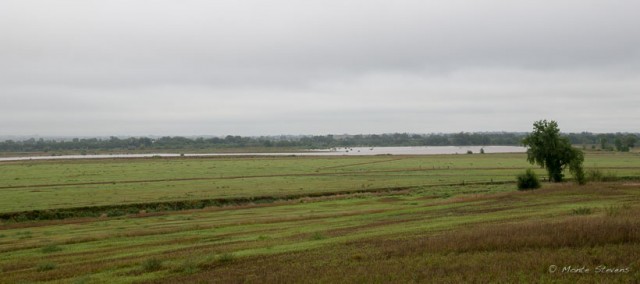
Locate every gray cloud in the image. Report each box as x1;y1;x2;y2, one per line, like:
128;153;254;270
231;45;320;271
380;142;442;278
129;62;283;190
1;0;639;135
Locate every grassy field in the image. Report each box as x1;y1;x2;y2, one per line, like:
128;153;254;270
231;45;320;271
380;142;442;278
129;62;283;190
0;151;639;283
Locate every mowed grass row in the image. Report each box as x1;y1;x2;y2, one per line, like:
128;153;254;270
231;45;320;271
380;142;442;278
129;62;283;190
0;182;638;283
1;152;639;213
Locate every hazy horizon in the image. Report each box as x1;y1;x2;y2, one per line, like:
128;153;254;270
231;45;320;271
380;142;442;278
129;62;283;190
2;1;639;136
4;130;640;142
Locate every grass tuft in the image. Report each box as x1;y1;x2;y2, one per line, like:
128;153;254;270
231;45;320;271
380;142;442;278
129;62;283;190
142;258;163;272
311;232;326;241
173;260;199;274
586;168;618;182
36;262;57;272
218;253;235;264
572;207;593;215
71;276;91;284
604;204;631;217
41;244;63;253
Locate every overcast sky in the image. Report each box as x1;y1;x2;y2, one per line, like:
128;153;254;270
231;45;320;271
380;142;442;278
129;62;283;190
1;0;639;136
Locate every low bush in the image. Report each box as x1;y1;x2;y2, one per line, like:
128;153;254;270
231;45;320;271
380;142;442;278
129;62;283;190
36;262;57;272
142;258;163;272
172;260;199;274
572;207;593;215
586;168;618;182
604;204;631;217
41;244;63;253
217;253;235;264
311;232;326;240
516;169;541;190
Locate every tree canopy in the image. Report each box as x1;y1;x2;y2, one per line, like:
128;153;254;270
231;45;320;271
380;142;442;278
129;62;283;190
522;120;585;184
0;131;636;153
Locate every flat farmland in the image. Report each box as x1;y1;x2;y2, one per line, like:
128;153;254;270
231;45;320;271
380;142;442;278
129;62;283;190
0;152;639;283
1;152;638;214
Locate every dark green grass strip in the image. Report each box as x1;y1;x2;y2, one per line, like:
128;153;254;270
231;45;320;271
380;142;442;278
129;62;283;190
0;180;520;223
0;186;414;222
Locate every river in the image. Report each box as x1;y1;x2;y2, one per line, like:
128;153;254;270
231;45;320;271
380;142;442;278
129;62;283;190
0;146;526;162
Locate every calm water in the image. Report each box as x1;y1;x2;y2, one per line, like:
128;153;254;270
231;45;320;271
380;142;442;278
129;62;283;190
0;146;526;162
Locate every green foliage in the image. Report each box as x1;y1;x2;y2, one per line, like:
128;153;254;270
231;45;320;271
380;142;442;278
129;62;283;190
571;207;593;215
613;135;637;152
311;232;327;240
605;204;631;217
599;136;608;150
586;168;618;182
1;132;636;153
570;158;586;185
624;134;637;148
217;253;235;264
16;231;33;239
173;260;199;274
41;244;62;253
71;276;91;284
522;120;585;184
257;235;270;241
517;169;541;190
36;262;57;271
0;133;523;152
142;258;163;272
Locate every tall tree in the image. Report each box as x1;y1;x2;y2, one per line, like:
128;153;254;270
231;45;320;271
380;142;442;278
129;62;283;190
522;120;585;184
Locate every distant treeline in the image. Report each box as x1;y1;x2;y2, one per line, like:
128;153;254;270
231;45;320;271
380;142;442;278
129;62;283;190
0;132;637;153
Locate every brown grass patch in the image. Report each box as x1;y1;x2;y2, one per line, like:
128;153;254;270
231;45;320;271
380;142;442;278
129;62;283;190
154;206;640;284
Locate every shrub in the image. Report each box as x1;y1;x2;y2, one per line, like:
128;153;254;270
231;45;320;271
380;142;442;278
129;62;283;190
587;168;603;181
142;258;163;272
173;260;199;274
311;232;326;240
586;168;618;182
41;244;63;253
605;205;621;217
36;262;57;271
572;207;593;215
605;204;631;217
218;253;235;264
517;169;541;190
571;159;586;185
17;231;33;239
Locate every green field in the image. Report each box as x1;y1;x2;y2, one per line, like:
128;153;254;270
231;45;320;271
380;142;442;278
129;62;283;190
0;152;639;283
